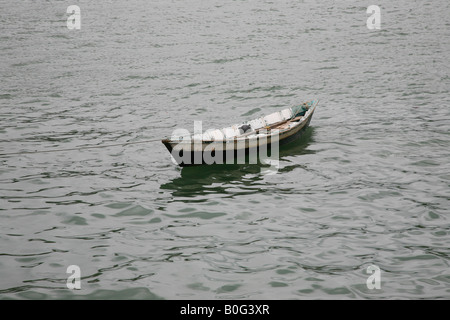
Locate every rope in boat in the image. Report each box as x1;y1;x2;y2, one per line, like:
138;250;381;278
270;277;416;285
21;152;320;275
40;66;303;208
0;138;162;157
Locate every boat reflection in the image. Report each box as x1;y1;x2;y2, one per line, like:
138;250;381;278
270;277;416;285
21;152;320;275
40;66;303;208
160;127;316;198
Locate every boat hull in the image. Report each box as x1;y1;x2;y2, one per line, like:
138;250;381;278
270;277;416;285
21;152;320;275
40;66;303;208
162;102;317;167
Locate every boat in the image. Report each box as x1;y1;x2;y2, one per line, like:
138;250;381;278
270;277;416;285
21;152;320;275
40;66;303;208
162;99;319;167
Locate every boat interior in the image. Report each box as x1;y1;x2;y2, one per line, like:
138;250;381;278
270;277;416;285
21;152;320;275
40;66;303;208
194;107;305;141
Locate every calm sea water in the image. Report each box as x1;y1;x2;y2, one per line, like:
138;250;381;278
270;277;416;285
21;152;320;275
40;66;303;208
1;0;449;299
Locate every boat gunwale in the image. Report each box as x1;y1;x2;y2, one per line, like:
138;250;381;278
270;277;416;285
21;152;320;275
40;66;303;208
164;100;318;145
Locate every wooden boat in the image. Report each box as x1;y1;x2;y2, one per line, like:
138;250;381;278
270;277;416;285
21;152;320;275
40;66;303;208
162;99;319;167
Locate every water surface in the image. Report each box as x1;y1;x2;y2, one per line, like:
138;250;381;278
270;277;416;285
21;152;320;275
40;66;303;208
0;0;449;299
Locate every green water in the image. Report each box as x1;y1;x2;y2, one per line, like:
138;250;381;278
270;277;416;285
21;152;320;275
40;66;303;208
0;0;449;299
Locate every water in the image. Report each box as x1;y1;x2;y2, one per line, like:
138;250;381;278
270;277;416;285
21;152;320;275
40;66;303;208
0;0;449;299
